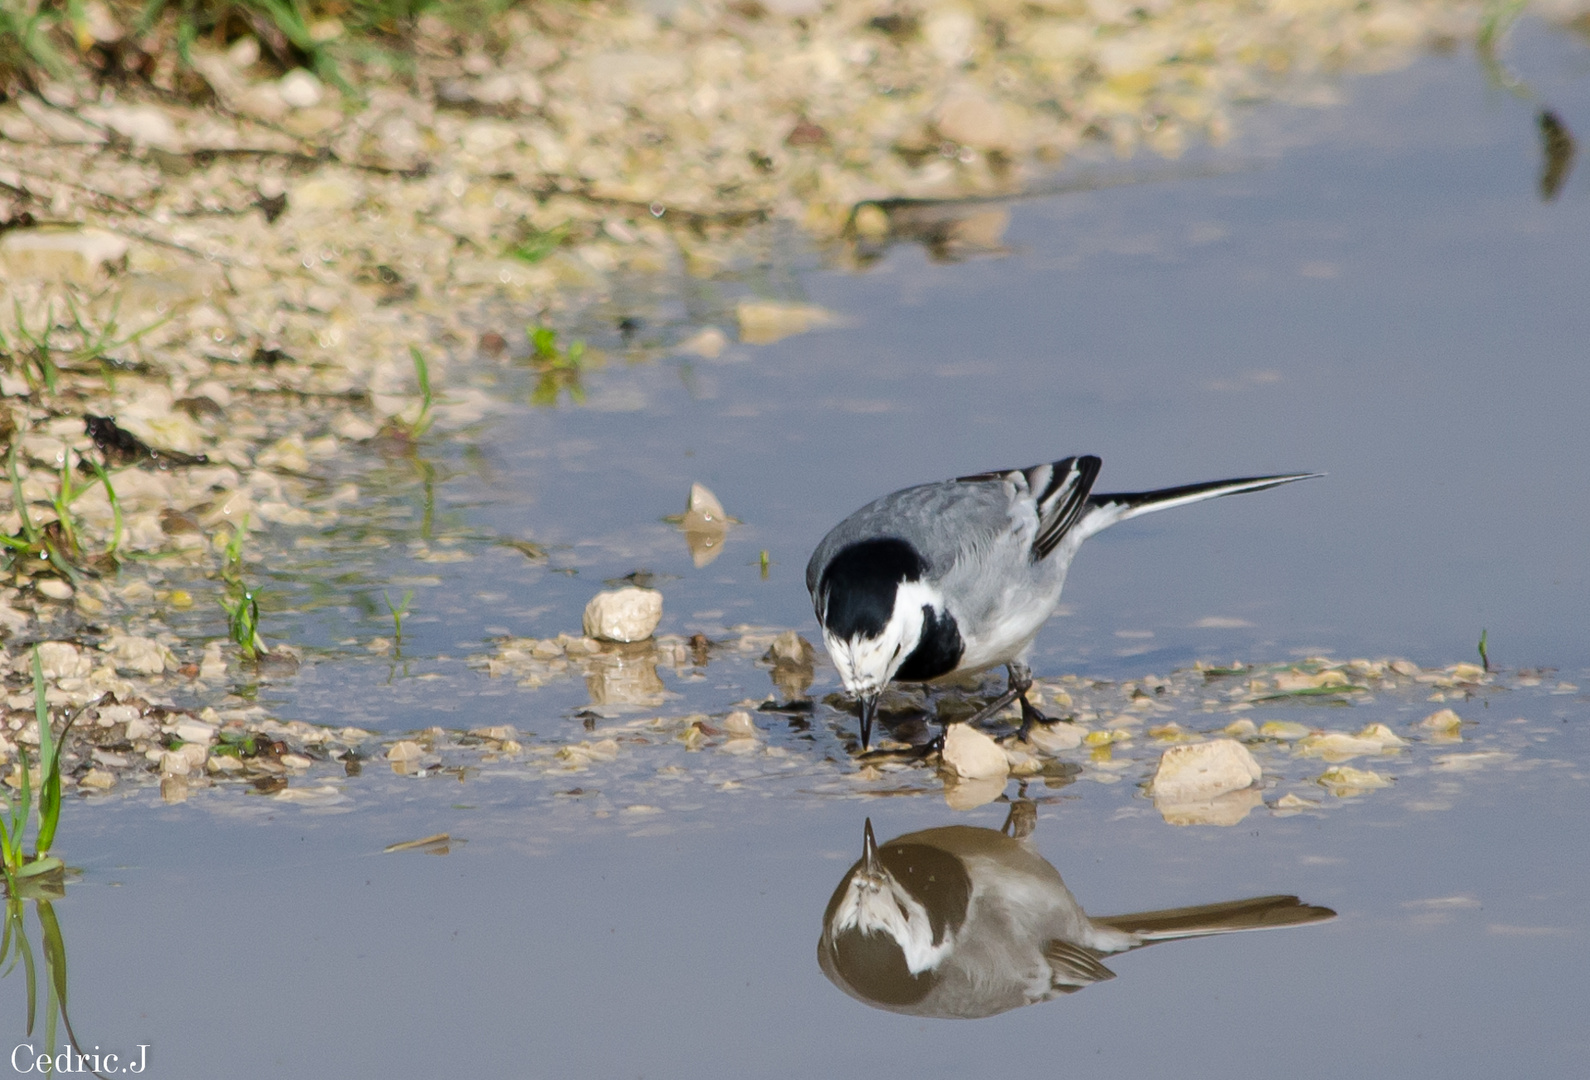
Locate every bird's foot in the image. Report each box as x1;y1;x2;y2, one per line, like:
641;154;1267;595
1005;662;1048;742
1016;694;1050;742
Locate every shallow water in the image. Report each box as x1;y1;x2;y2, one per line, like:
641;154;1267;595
8;23;1590;1079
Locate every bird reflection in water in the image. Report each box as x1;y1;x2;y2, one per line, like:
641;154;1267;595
818;801;1334;1019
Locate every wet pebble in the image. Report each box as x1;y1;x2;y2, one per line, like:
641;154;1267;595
583;587;663;643
1149;739;1262;803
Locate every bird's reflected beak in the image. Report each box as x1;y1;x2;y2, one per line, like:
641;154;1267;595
862;818;879;875
858;693;879;750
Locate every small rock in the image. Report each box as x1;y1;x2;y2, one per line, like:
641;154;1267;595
82;103;178;148
387;740;425;762
1258;720;1312;741
36;642;91;680
723;710;757;736
941;722;1009;780
763;629;815;669
0;227;128;283
582;587;663;643
470;725;518;742
174;720;217;745
1355;722;1407;747
681;483;732;567
735;300;837;345
676;327;727;358
107;634;168;674
1418;708;1463;733
1293;731;1388;762
936;90;1016;150
1024;720;1084;752
78;768;116;791
1316;766;1393;797
1148;738;1261;803
852;203;890;239
278;68;324;109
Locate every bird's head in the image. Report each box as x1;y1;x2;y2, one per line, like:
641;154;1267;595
818;819;971;1008
813;539;941;748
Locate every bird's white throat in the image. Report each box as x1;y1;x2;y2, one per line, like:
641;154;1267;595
831;871;953;975
825;580;943;696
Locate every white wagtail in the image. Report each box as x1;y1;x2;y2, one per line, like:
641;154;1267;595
806;456;1317;749
818;810;1334;1018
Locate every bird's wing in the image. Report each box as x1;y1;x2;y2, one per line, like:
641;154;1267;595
957;456;1102;560
807;479;1025;593
1041;939;1117;988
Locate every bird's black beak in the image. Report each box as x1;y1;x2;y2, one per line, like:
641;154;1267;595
862;818;879;875
858;693;879;751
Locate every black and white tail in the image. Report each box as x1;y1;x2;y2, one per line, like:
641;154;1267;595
1076;471;1320;543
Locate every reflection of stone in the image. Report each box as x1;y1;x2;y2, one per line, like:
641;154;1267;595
680;482;732;567
584;642;667;706
1155;786;1264;826
763;629;815;700
943;773;1007;810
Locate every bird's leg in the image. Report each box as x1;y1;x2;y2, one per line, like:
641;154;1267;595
1000;795;1037;839
1007;662;1050;741
959;684;1023;731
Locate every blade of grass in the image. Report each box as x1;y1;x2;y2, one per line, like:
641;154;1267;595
81;452;122;556
18;908;35;1035
30;647;56;860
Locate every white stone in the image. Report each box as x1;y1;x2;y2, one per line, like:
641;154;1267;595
941;722;1009;780
677;327;727;358
0;228;128;283
936;90;1016;150
723;710;757;737
582;587;663;643
764;629;814;668
1025;721;1085;752
79;767;117;791
278;69;324;109
1148;738;1262;803
174;720;217;745
35;642;91;680
387;740;425;762
82;103;178;148
736;300;837;345
106;633;168;674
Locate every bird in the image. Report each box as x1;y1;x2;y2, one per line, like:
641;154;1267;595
818;809;1335;1018
805;456;1317;749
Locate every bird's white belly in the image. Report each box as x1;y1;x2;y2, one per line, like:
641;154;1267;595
951;585;1061;673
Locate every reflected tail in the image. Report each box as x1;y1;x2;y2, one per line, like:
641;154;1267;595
1095;894;1335;942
